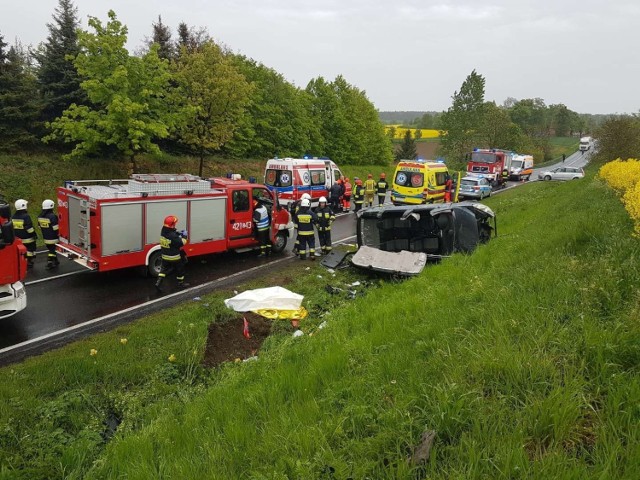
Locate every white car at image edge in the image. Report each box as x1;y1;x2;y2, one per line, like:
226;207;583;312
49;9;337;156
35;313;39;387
538;167;585;181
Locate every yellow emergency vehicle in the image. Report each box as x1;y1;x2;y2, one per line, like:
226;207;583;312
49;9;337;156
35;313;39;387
391;160;450;205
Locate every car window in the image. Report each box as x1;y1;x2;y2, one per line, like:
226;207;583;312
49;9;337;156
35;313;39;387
461;179;477;186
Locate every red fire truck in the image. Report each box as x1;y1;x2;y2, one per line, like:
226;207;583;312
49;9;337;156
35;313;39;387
0;201;27;319
56;174;294;276
466;149;515;187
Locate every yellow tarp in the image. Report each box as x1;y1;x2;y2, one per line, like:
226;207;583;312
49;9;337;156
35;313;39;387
252;307;309;320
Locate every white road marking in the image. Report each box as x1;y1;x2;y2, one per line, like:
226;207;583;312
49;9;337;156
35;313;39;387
25;270;86;286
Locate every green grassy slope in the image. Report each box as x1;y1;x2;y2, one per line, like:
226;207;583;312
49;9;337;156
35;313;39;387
88;174;640;478
2;163;640;479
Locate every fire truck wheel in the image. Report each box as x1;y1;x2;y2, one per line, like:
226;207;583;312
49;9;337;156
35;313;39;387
147;251;163;277
272;232;288;253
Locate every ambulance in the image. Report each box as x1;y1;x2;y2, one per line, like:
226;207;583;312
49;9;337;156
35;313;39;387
55;174;293;276
264;157;343;208
390;160;450;205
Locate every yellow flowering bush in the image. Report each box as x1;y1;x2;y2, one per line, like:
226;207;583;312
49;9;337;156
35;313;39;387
384;126;440;139
598;158;640;193
599;158;640;233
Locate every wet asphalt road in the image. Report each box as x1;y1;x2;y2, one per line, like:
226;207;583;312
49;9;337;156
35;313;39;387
0;212;358;350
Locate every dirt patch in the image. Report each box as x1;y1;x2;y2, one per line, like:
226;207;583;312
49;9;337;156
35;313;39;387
202;312;272;367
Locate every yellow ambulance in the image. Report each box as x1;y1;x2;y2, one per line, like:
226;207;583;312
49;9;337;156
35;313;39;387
390;160;450;205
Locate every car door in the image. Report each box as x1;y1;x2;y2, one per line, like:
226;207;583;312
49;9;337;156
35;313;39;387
227;187;258;248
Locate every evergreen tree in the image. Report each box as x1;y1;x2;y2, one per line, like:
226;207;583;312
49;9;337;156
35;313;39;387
45;11;176;173
34;0;84;124
395;129;417;160
0;35;41;151
439;69;485;168
151;15;174;60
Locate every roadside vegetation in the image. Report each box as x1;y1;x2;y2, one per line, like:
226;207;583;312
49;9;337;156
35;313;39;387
2;161;640;478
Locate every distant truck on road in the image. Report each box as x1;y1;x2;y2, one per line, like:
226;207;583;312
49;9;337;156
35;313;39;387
579;136;593;152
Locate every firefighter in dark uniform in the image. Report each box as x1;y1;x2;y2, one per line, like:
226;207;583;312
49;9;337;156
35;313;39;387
37;199;60;269
377;173;388;206
253;199;272;257
329;181;343;213
295;198;317;260
501;169;509;186
12;199;37;268
155;215;189;291
314;196;335;255
291;193;311;255
353;179;365;212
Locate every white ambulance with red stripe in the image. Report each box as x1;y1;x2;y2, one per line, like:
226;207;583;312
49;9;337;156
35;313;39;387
264;157;344;208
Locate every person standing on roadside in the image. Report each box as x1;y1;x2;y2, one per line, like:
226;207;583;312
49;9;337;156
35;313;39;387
291;193;311;255
342;177;352;212
12;199;36;269
37;199;60;269
155;215;189;291
295;198;317;260
329;180;342;213
253;199;272;257
353;179;365;212
377;173;388;206
364;174;376;208
314;196;335;255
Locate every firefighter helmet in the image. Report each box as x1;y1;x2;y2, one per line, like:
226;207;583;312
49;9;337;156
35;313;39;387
15;199;28;211
301;193;311;201
356;179;363;186
380;173;386;179
163;215;178;228
42;199;55;210
301;198;311;208
319;196;327;204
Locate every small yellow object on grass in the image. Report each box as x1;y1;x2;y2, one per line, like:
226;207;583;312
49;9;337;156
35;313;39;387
90;349;98;356
253;307;308;320
120;338;128;345
168;354;176;362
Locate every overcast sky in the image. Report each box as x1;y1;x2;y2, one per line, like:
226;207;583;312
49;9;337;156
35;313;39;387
3;1;639;114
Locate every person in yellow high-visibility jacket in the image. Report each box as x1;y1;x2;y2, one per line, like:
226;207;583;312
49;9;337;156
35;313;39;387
364;174;376;208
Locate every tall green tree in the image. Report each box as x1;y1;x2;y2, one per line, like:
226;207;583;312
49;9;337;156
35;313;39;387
45;11;175;173
307;75;392;165
439;69;486;168
225;56;321;159
395;129;417;160
34;0;84;125
550;103;572;137
479;101;527;151
150;15;174;60
0;35;41;151
172;42;252;176
594;115;640;164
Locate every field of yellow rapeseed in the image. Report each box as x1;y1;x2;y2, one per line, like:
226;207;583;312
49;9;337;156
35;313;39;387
598;158;640;233
385;125;440;139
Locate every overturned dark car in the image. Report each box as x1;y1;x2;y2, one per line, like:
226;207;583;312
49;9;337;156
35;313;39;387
352;201;496;275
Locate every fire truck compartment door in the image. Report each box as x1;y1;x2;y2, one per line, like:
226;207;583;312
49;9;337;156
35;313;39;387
102;204;143;255
145;201;188;245
189;198;226;243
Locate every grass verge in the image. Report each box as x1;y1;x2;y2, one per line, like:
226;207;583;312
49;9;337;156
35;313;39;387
3;161;640;479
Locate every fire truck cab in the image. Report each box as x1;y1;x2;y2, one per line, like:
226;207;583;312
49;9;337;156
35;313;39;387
466;149;515;187
56;174;294;276
0;202;27;319
264;157;343;208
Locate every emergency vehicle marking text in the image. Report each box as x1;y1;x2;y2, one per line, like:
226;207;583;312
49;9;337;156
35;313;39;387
232;221;253;231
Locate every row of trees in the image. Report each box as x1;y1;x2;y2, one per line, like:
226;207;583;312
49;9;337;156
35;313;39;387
437;70;601;169
0;1;393;170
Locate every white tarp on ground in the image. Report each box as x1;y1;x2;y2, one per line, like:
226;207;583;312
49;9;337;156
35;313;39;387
224;286;304;312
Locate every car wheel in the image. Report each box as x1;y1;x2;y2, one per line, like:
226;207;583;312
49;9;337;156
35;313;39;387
147;250;162;277
479;191;484;200
271;232;288;253
544;175;552;181
572;177;580;180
